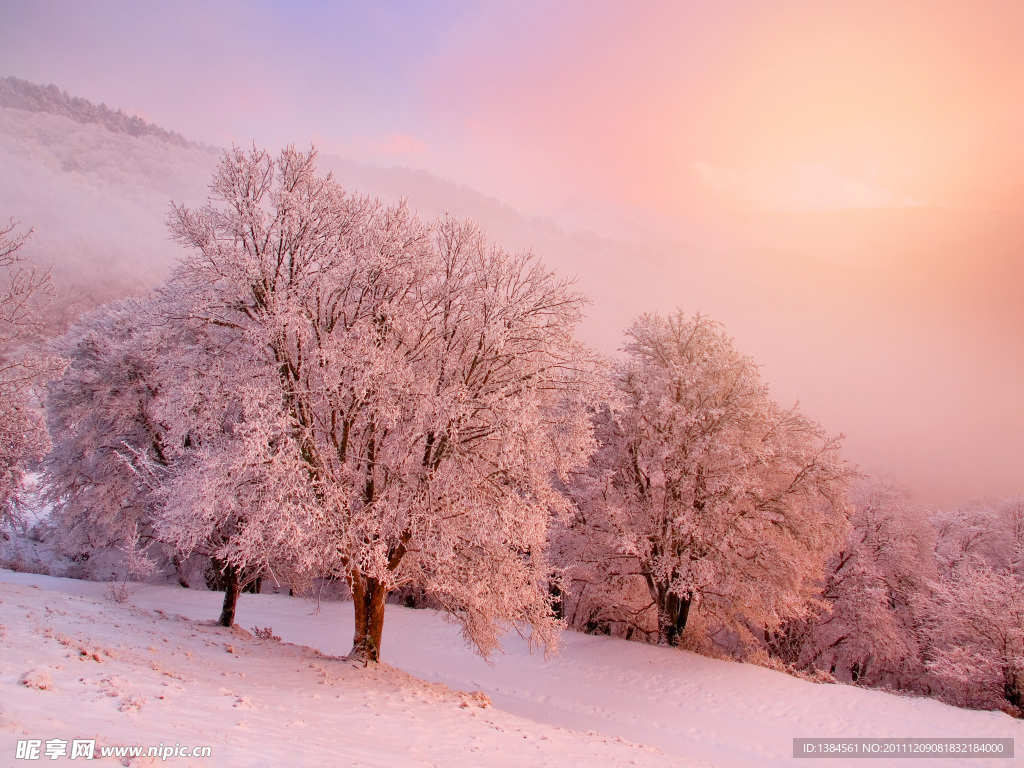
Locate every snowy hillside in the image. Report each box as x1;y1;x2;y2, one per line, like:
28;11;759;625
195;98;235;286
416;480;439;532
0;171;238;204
0;94;597;340
0;104;215;332
2;570;1019;767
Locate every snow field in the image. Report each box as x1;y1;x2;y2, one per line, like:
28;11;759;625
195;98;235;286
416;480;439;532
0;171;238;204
2;569;1021;767
0;572;690;767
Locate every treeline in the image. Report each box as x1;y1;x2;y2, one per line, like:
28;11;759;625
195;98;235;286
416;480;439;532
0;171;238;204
0;146;1020;716
0;77;195;148
561;474;1024;715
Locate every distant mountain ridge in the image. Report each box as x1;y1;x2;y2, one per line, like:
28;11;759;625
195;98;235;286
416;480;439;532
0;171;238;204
0;76;199;149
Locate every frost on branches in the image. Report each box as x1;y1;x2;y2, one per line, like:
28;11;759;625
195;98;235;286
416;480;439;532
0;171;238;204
565;311;852;649
765;478;934;687
921;565;1024;713
44;298;168;555
152;309;321;626
164;146;596;660
921;496;1024;714
0;219;62;533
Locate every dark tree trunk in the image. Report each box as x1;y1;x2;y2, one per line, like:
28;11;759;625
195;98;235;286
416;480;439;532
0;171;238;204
350;572;389;662
642;568;693;648
218;563;241;627
1004;666;1024;712
658;589;692;647
549;580;564;621
851;658;868;684
172;554;189;588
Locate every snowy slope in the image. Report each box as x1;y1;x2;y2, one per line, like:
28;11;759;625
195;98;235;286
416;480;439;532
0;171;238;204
2;570;1020;767
0;572;689;767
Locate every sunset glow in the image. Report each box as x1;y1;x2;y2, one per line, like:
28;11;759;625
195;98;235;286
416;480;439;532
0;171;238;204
6;1;1023;215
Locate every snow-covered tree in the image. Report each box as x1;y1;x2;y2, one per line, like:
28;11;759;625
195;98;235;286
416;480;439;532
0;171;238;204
766;478;934;686
997;495;1024;576
569;311;852;648
45;289;284;620
44;297;169;554
1;219;62;532
919;495;1024;713
919;565;1024;713
932;497;1024;577
550;483;659;642
151;312;317;625
165;146;596;658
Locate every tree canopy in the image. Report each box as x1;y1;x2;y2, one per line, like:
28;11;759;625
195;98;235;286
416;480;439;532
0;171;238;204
568;311;853;646
161;146;598;659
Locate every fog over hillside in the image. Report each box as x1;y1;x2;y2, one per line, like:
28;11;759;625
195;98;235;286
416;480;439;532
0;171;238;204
0;94;215;331
1;82;1021;507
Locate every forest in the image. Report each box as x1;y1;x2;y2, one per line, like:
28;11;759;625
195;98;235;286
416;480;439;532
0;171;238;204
2;141;1023;722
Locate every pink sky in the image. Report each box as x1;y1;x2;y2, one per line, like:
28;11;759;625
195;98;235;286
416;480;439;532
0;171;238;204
5;1;1024;215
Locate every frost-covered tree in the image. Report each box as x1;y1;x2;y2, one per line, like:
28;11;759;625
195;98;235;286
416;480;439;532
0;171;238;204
1;219;62;532
45;290;280;620
919;565;1024;713
569;311;852;647
997;495;1024;576
766;478;933;686
165;146;596;658
151;312;313;626
551;482;659;642
919;495;1024;713
933;498;1024;576
44;297;169;554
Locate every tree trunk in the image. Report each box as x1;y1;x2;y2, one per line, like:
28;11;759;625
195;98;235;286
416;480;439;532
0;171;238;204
549;580;564;621
1004;666;1024;712
172;554;189;588
658;589;692;647
350;572;389;662
218;563;241;627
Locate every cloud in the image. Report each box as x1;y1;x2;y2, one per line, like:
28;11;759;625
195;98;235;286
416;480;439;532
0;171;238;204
692;161;924;211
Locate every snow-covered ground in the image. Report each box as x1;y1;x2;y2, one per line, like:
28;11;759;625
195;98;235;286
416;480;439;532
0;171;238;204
1;570;1020;767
